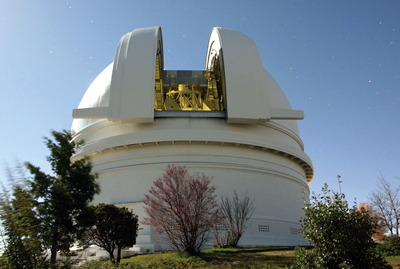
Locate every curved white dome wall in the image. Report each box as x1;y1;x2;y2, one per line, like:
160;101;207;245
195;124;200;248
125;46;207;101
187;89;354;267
72;26;313;251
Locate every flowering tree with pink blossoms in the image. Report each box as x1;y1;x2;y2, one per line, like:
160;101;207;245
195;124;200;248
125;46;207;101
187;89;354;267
142;165;221;254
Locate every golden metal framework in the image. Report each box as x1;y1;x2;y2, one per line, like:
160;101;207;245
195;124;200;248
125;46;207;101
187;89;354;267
154;56;225;111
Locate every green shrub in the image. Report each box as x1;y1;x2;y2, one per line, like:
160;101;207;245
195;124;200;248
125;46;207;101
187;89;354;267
292;184;391;269
377;236;400;256
290;247;319;269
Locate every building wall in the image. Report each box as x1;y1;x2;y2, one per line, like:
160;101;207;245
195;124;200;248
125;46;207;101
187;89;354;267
74;117;311;250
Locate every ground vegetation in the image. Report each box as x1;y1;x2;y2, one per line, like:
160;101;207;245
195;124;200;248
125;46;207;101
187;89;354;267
378;236;400;257
78;246;400;269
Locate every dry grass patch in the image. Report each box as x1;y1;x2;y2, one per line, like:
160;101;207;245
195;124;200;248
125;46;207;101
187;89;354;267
116;247;296;269
386;256;400;269
199;247;296;268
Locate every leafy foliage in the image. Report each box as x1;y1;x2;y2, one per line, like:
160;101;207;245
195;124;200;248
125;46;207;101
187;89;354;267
142;165;221;254
291;247;319;269
81;203;138;264
292;183;391;269
0;182;48;269
377;235;400;257
25;130;100;265
214;190;255;247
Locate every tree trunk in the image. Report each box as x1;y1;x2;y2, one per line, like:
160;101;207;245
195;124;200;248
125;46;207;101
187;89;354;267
117;247;122;265
50;243;57;266
108;249;115;263
50;231;59;266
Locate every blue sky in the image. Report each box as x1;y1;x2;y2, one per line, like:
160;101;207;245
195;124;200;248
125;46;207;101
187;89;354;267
0;0;399;203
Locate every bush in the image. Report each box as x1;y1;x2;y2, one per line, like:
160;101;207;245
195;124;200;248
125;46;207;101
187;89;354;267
377;236;400;256
292;183;391;269
291;247;320;269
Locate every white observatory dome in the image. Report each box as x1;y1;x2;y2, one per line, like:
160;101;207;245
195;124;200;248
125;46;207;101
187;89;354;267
72;26;313;252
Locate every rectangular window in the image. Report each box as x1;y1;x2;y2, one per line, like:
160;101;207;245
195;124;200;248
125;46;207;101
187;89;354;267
290;228;300;234
258;225;270;232
216;224;227;231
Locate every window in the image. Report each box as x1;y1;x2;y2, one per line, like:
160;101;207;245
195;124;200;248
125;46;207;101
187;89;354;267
290;228;300;234
258;225;270;232
216;223;227;231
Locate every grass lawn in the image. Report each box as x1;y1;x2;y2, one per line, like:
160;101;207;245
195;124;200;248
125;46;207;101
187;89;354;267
121;247;296;268
80;247;400;268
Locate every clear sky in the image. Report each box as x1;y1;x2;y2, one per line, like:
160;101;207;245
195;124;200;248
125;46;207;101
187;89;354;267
0;0;399;203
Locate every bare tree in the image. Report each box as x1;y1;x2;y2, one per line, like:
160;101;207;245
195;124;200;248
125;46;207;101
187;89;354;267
142;165;221;254
358;202;387;241
214;190;255;247
368;174;400;236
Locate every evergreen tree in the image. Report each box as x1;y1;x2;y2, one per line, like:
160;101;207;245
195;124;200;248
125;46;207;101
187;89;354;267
26;130;100;266
0;184;47;269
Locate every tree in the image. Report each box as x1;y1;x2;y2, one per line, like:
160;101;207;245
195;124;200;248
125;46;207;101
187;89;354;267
292;183;390;269
25;130;100;266
368;174;400;236
358;202;387;241
81;203;138;264
0;163;47;268
214;190;255;247
0;184;47;268
142;165;221;255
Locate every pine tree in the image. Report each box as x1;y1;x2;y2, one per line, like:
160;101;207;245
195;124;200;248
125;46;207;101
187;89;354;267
0;183;47;268
26;130;99;265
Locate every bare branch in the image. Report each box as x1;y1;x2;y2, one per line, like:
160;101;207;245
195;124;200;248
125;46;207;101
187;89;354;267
368;174;400;236
216;189;255;247
142;165;221;254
